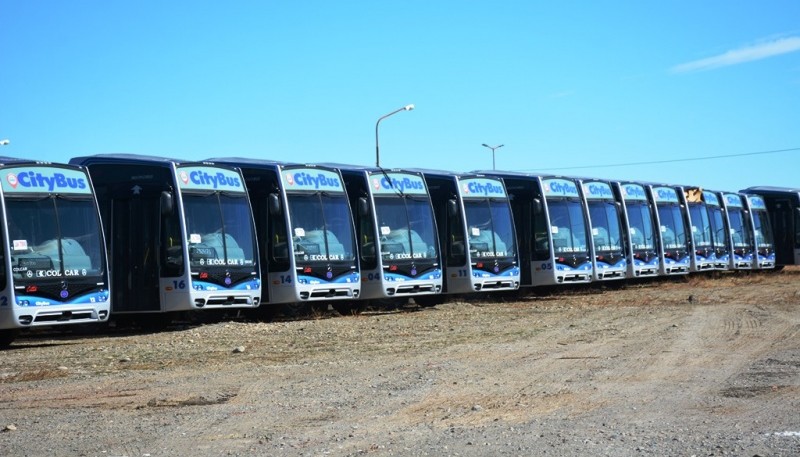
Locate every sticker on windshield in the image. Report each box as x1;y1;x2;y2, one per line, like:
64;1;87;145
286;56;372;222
295;227;306;237
630;228;636;234
551;226;559;234
189;233;202;244
592;228;599;236
13;240;28;251
661;226;667;232
380;226;391;236
471;227;480;237
692;226;698;232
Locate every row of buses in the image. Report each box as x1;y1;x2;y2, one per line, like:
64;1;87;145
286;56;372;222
1;153;797;346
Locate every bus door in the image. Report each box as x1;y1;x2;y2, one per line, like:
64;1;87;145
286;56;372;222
108;183;165;312
767;197;799;265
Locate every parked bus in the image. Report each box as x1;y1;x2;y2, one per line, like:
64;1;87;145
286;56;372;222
578;179;626;281
740;186;800;267
648;185;691;275
208;158;360;312
613;181;659;278
0;158;110;346
331;165;441;305
416;170;520;293
681;188;729;272
70;154;261;323
720;192;755;270
492;173;592;287
744;194;775;270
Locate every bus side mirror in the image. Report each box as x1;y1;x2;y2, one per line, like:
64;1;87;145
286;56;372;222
358;197;369;216
447;199;458;217
268;193;281;216
160;191;174;216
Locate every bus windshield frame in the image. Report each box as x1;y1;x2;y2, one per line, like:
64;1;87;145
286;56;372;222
286;191;356;264
587;200;623;254
462;197;516;260
547;199;589;257
373;194;439;263
625;201;656;251
182;191;258;270
6;194;107;285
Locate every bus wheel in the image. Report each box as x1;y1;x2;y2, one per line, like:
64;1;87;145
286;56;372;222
281;303;313;318
0;329;19;348
414;295;445;308
332;302;366;316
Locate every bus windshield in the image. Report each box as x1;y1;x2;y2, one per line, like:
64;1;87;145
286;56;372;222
587;201;623;253
688;204;713;249
6;195;105;281
751;211;774;249
463;198;516;259
657;205;688;249
287;192;356;263
727;209;753;249
183;192;258;268
374;195;438;262
626;202;655;251
547;200;588;255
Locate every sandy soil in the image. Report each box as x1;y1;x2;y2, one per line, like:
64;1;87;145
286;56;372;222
1;269;799;456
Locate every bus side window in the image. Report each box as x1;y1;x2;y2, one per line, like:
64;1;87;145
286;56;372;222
0;222;6;291
532;200;550;260
161;207;184;276
269;194;290;270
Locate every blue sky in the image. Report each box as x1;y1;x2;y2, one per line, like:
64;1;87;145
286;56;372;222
1;1;799;192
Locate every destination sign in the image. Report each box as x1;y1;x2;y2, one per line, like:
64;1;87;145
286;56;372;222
460;177;507;198
3;166;92;194
369;172;428;195
282;168;344;193
177;166;245;192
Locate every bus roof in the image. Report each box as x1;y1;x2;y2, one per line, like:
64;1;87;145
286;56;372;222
741;185;800;195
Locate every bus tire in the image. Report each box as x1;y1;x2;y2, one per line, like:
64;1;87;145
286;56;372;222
0;329;20;348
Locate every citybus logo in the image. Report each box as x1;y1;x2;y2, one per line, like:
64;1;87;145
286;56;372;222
546;181;577;196
657;189;676;201
380;176;424;192
290;172;341;189
586;183;613;198
623;185;646;199
465;181;504;196
188;170;241;189
5;171;87;191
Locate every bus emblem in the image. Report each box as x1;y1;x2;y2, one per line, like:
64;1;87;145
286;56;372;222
6;173;18;188
286;173;295;186
180;171;190;184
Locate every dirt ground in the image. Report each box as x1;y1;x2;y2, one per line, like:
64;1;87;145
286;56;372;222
1;269;799;456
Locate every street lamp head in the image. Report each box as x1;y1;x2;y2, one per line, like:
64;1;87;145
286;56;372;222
404;104;415;111
0;139;9;146
481;143;489;147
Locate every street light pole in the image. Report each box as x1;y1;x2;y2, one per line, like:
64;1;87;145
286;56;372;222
481;143;504;170
375;104;414;167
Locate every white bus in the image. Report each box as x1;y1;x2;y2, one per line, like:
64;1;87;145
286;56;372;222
70;154;261;325
0;159;110;346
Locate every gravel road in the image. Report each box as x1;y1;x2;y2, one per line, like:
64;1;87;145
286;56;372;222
1;270;799;456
